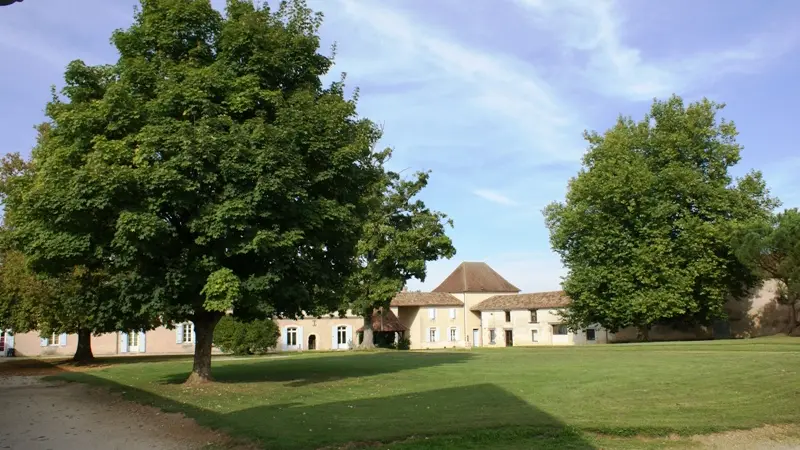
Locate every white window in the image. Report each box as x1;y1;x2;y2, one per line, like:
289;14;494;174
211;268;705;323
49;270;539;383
449;328;457;342
586;329;596;341
337;326;347;345
531;330;538;342
529;309;538;323
46;333;58;346
553;324;569;335
129;332;139;348
287;327;298;346
429;327;437;342
428;308;436;320
489;329;496;344
449;308;456;319
182;322;195;343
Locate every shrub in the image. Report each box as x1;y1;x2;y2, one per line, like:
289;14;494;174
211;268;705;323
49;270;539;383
394;337;411;350
214;316;280;355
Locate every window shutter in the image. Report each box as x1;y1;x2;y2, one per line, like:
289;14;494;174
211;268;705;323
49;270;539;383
331;326;338;350
297;327;304;351
428;308;436;320
138;331;146;353
455;327;460;342
426;329;431;342
7;333;13;350
449;308;456;319
281;326;289;351
40;337;47;347
121;332;129;353
191;323;196;344
434;328;440;342
59;333;67;346
345;326;353;349
176;324;184;344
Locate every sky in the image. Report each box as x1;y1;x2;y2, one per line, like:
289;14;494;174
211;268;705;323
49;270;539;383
1;0;799;293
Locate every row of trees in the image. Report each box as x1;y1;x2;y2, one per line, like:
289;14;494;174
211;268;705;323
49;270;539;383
0;0;454;382
546;96;799;338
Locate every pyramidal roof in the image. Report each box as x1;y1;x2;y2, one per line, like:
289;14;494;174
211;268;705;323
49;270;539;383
432;262;520;294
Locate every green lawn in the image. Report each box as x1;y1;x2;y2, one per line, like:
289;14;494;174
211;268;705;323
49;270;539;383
50;337;800;449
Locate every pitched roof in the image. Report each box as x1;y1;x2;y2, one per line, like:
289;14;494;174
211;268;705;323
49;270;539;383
389;291;463;307
357;309;407;332
432;262;520;293
471;291;570;311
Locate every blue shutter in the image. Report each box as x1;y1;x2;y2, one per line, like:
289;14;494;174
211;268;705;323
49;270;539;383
59;333;67;346
121;332;129;353
138;331;146;353
297;327;304;351
345;326;353;349
176;324;184;344
40;336;47;347
281;326;289;351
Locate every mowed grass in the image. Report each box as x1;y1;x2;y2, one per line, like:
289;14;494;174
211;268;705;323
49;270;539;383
50;337;800;449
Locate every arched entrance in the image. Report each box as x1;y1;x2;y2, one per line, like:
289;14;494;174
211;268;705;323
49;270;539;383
307;334;316;350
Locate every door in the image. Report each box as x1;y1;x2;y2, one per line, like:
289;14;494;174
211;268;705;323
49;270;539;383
472;329;479;347
308;334;316;350
128;332;140;352
335;326;348;349
505;330;513;347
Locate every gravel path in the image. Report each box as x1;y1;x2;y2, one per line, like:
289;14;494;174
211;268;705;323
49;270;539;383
0;376;231;450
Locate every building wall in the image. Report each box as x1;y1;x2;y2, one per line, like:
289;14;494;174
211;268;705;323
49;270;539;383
411;305;468;349
478;308;608;347
462;292;515;347
275;316;363;351
9;324;220;357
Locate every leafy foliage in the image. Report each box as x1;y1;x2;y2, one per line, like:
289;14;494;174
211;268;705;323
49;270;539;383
5;0;385;380
213;315;279;355
345;168;455;348
734;208;800;331
545;96;778;337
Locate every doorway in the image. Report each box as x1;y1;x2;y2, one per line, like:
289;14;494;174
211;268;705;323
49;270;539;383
472;329;479;347
308;334;316;350
505;330;513;347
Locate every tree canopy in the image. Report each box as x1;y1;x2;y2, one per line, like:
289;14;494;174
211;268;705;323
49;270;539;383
544;95;778;339
5;0;386;381
346;167;455;348
734;208;800;332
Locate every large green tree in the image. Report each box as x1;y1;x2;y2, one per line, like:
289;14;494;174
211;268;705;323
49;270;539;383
1;147;141;363
346;168;455;349
734;208;800;332
9;0;384;382
544;96;777;339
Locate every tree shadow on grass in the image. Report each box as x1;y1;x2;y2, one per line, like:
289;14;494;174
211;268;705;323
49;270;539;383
51;368;596;449
160;351;475;387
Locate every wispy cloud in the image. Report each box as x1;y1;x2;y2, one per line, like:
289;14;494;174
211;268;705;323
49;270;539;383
514;0;799;101
325;0;586;165
473;189;519;207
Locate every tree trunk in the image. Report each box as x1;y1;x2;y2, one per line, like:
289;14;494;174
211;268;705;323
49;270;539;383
789;302;798;334
637;325;650;342
359;314;375;349
185;312;222;385
72;329;94;364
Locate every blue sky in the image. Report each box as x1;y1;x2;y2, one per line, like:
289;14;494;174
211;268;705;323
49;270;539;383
1;0;799;292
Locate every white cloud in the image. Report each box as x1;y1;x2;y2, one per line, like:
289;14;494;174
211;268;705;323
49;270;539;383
514;0;798;101
472;189;519;207
323;0;586;164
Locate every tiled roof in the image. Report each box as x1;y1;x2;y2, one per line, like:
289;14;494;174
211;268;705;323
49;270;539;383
390;291;463;307
432;262;520;293
471;291;570;311
357;309;407;332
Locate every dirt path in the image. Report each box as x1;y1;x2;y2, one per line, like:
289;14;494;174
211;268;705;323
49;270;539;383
0;375;234;450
